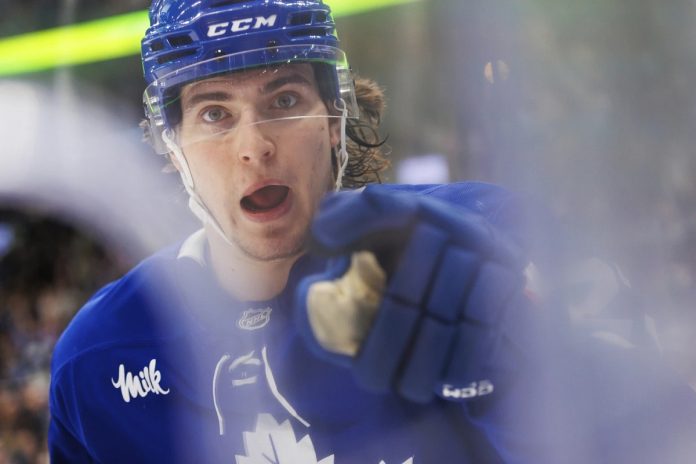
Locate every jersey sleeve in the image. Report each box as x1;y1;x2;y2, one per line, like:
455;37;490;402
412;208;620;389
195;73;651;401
48;361;94;463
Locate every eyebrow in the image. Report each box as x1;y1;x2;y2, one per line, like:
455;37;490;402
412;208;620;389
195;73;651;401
182;72;313;111
261;73;313;95
182;91;233;111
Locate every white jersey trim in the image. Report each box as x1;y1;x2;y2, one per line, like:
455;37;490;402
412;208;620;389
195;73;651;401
177;228;208;267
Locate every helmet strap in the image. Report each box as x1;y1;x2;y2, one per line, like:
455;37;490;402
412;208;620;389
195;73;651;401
333;99;350;191
162;129;194;189
162;129;236;248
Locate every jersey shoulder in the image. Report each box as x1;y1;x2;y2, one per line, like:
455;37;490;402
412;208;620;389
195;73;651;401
51;244;188;374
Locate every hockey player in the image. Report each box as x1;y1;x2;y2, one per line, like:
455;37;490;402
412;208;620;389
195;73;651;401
49;1;696;462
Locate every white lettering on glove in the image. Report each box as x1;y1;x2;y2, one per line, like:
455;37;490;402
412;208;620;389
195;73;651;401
441;381;495;400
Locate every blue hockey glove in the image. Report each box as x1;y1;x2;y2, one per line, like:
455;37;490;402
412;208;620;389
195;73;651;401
295;186;536;403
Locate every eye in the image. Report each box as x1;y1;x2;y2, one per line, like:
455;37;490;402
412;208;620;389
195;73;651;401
273;93;298;109
201;107;229;123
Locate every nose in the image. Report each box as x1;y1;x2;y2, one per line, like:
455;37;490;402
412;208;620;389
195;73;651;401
233;119;275;164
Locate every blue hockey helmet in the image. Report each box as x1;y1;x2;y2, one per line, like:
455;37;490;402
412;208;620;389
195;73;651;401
141;0;358;154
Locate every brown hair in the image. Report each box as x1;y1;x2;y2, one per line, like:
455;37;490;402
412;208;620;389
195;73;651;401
338;75;390;188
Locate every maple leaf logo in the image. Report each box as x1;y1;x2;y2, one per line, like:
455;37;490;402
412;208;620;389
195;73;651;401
235;414;334;464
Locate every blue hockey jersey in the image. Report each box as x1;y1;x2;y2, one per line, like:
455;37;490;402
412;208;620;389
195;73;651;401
48;183;696;463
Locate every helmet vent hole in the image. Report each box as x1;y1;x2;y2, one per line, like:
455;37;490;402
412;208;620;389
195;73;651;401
289;27;327;38
168;35;194;47
315;12;327;23
289;12;313;26
157;49;198;65
266;40;280;55
150;40;165;52
209;0;252;8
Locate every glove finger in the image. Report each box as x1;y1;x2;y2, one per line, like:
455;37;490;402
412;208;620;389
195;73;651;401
436;263;526;399
384;223;448;305
425;247;480;321
312;189;524;273
311;189;418;252
421;201;525;270
437;296;535;402
396;317;457;403
437;321;499;399
464;262;524;326
353;296;420;393
419;198;493;251
394;247;482;403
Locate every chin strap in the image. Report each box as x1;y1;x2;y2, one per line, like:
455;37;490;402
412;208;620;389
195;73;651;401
334;99;350;192
162;129;235;247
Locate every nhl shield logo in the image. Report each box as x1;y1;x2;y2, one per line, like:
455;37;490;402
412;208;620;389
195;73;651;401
237;307;272;331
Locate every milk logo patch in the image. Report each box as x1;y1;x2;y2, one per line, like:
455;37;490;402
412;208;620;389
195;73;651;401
238;307;272;331
111;358;170;403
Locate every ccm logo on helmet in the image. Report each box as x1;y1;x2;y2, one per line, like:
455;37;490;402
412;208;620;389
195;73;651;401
207;15;278;37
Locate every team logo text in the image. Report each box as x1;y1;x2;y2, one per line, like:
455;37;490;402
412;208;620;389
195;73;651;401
441;380;494;401
111;358;170;403
207;15;278;37
237;308;273;331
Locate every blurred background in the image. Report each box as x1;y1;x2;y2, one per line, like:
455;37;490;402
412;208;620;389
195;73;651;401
1;0;696;461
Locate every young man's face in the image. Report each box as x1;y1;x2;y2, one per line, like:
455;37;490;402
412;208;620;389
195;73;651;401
177;63;340;261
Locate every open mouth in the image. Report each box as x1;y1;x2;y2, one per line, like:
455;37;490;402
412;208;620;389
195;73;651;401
241;185;290;213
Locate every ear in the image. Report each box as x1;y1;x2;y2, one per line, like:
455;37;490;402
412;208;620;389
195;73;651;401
161;128;185;173
163;130;195;190
329;116;341;149
168;152;183;173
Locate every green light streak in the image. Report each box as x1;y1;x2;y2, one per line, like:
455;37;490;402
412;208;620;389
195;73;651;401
0;11;149;76
0;0;419;76
329;0;419;16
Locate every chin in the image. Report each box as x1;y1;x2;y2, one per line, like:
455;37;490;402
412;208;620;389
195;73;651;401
235;233;307;262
